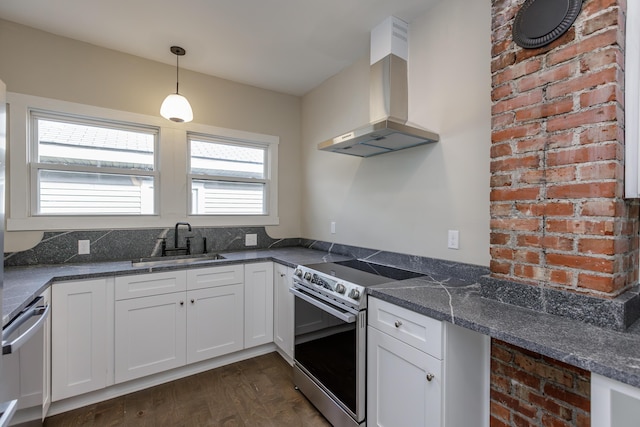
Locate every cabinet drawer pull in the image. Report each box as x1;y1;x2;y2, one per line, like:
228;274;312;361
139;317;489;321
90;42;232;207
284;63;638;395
426;373;435;382
180;301;184;306
394;320;403;328
191;299;195;304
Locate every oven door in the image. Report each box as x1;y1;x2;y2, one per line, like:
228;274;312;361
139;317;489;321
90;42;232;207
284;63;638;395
291;284;366;424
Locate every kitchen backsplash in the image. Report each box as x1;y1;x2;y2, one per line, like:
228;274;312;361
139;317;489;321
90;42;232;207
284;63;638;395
4;227;301;267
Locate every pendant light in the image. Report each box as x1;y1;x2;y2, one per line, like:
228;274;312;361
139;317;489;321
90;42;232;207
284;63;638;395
160;46;193;123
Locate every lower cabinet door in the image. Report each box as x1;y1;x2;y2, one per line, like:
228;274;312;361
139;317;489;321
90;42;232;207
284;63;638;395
186;284;244;364
367;326;442;427
115;292;187;383
244;262;274;348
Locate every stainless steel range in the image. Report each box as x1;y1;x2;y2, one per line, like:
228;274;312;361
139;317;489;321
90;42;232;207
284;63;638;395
290;259;423;427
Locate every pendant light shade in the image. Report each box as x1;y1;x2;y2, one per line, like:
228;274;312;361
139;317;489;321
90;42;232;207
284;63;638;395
161;46;193;123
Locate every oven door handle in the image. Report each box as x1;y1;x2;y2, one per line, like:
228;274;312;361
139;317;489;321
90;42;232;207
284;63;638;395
289;288;357;323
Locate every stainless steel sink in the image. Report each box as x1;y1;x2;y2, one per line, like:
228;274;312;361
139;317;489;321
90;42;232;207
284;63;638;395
131;253;226;268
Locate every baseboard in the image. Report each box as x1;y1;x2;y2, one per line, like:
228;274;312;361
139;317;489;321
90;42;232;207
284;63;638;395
47;343;276;417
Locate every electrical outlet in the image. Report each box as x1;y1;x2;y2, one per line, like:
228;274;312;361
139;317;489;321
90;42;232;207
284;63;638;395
447;230;459;250
245;234;258;246
331;221;336;234
78;240;91;255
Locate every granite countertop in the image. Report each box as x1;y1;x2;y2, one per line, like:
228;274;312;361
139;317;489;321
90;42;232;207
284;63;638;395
2;247;349;326
6;247;640;390
368;275;640;389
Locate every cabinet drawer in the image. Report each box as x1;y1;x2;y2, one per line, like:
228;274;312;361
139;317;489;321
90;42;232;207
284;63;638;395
187;264;244;290
368;297;442;359
115;271;187;300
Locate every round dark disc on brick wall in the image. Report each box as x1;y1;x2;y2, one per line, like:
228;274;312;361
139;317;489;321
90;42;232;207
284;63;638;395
512;0;582;49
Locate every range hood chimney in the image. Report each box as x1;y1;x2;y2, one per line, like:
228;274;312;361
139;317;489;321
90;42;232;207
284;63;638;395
318;16;439;157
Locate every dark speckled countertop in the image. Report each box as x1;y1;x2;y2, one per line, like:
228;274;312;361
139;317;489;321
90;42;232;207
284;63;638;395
2;247;349;326
6;247;640;391
368;275;640;389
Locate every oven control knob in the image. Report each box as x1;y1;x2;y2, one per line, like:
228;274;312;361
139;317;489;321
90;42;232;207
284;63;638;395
335;283;346;294
294;268;303;278
348;289;361;300
304;272;312;281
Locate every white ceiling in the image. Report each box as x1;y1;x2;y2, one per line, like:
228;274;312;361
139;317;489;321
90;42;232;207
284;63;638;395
0;0;439;96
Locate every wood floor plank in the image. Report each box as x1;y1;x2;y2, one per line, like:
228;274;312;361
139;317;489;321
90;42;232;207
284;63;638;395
45;352;331;427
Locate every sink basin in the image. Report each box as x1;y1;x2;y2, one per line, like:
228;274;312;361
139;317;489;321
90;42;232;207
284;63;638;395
131;253;226;268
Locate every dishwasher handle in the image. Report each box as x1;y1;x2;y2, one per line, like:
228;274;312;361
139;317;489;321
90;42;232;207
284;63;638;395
0;400;18;427
2;297;50;355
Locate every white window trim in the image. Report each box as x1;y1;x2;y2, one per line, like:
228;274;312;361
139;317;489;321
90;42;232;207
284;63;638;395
625;0;640;198
187;133;272;216
7;92;279;231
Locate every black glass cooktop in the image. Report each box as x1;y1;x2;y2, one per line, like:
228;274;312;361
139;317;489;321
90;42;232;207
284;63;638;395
303;259;424;287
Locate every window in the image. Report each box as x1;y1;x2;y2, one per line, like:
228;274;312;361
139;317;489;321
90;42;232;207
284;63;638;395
31;111;158;215
188;134;270;215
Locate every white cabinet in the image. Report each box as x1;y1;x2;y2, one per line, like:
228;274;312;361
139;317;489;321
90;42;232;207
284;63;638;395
114;265;245;383
115;292;187;383
273;263;294;361
244;262;274;348
186;284;244;364
592;373;640;426
52;278;112;402
368;327;442;426
367;297;490;427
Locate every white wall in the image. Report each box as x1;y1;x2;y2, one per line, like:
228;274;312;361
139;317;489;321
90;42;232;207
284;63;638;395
301;0;491;266
0;19;302;248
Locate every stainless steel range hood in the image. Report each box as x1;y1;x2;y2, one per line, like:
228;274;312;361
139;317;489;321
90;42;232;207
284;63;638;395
318;17;439;158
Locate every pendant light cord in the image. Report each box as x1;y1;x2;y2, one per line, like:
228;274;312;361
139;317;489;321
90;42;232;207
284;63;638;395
175;54;180;94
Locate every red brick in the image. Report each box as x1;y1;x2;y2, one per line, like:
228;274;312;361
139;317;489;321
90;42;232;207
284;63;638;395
493;84;514;101
492;388;539;419
580;85;619;108
579;124;621;144
491;174;513;187
519;170;545;185
492;218;541;232
491;143;513;158
491;154;540;172
491;187;541;201
546;182;616;199
547;29;619;66
582;0;618;17
514;264;546;281
492;51;516;73
515;27;576;62
546;253;614;274
491;232;511;245
578;238;616;255
576;412;591;427
546;166;578;183
543;383;591;412
547;67;618;99
490;415;510;427
493;90;544;115
491;399;512;421
581;200;619;217
583;8;620;36
578;162;621;181
493;58;543;86
492;343;514;363
541;414;572;427
529;393;573;420
516;137;546;153
546;219;615;236
580;46;623;73
492;247;515;260
549;269;573;286
514;249;540;263
494;112;516;128
577;273;617;293
515;98;574;122
492;123;542;143
543;236;575;251
517;63;576;92
547;144;619;166
547;105;618;132
491;202;514;217
491;260;512;275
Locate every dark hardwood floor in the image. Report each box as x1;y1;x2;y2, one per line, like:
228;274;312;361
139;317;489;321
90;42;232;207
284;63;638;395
45;352;332;427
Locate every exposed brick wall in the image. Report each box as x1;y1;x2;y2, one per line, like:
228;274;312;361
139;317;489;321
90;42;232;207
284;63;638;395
491;339;591;427
490;0;639;298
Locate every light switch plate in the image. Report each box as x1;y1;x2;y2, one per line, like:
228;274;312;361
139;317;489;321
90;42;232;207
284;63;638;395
245;234;258;246
78;240;91;255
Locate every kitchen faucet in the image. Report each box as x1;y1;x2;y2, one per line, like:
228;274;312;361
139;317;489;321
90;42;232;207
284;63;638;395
165;222;191;255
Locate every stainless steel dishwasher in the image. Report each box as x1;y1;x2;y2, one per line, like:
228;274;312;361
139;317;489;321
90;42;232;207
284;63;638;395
0;295;50;426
